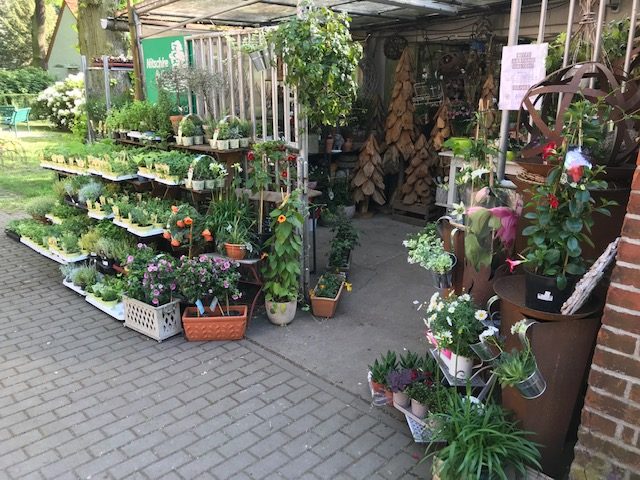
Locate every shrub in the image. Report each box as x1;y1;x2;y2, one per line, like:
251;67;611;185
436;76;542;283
25;196;56;219
0;67;53;94
36;72;85;130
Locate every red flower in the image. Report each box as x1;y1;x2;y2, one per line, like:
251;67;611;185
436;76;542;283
542;141;557;160
281;170;288;179
247;151;255;161
506;258;525;273
287;154;297;163
548;194;559;209
567;165;584;183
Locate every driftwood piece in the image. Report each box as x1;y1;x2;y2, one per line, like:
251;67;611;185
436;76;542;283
561;238;620;315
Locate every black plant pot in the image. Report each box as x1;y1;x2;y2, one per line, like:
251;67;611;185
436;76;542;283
524;270;577;313
5;229;20;242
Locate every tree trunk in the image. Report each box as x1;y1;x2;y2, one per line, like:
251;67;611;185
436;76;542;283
31;0;47;68
77;0;128;95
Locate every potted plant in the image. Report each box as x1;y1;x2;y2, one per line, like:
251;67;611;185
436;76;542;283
194;123;204;145
269;1;362;128
368;351;397;406
309;272;349;318
327;213;359;275
424;292;486;380
490;320;547;399
406;381;432;418
404;224;456;289
180;118;196;146
387;368;422;409
207;161;228;189
238;119;252;147
123;246;182;342
427;391;541;480
216;122;231;150
178;254;248;341
262;191;305;326
220;216;253;260
238;32;270;71
517;142;615;312
25;196;56;223
167;204;208;257
191;156;210;191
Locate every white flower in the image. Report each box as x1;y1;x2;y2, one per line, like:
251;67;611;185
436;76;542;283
448;306;456;314
460;293;471;302
511;319;528;335
479;326;498;342
446;316;453;326
451;202;466;219
436;302;444;312
475;310;488;321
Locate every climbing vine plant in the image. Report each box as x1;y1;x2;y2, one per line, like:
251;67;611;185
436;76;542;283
269;0;363;127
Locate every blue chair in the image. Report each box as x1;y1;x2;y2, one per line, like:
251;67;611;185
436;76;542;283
1;107;31;135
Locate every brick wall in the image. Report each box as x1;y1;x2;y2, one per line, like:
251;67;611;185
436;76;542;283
570;158;640;479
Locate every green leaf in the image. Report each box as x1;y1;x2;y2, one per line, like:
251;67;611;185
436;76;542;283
564;218;583;233
522;225;538;236
556;274;567;290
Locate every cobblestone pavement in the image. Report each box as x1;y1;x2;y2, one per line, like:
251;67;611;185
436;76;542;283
0;215;427;479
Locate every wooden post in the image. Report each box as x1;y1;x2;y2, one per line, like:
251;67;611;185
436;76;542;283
127;0;144;101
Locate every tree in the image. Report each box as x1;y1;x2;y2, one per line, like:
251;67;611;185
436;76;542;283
32;0;47;68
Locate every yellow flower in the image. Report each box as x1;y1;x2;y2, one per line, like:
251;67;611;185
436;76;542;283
277;215;286;223
345;282;352;292
260;252;268;260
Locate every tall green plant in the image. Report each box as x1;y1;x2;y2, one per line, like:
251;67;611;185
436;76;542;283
269;0;362;126
262;191;305;303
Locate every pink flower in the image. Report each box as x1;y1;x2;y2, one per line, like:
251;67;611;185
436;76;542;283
542;141;557;160
506;258;525;273
153;290;160;296
127;255;134;264
223;281;229;289
489;206;520;248
152;298;159;305
474;187;490;204
170;283;176;291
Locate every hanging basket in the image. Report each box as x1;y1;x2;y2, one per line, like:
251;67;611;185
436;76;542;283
515;364;547;399
384;36;408;60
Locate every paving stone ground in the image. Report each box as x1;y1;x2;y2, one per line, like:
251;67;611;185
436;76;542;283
0;213;428;480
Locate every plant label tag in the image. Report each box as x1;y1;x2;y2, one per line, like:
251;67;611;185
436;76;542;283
537;291;553;302
187;166;194;187
195;299;205;315
212;129;219;143
210;297;218;312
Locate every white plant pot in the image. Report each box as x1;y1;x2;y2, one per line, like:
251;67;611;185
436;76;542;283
229;139;240;149
393;391;410;408
217;140;230;150
192;180;205;191
410;399;428;418
174;135;182;144
209;139;217;149
448;353;474;380
239;138;250;148
204;179;217;189
182;137;195;146
265;300;297;326
194;135;204;145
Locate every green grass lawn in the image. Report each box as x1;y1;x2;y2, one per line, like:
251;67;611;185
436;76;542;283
0;122;75;212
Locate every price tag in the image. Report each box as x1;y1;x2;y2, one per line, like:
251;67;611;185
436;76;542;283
210;297;219;313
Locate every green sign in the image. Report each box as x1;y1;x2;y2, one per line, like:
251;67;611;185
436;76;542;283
141;35;186;104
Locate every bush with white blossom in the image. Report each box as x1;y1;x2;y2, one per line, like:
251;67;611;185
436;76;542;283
36;73;85;130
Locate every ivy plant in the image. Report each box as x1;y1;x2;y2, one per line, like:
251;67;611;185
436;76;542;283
269;0;362;126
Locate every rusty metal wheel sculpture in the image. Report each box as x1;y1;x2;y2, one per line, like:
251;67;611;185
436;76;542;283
516;62;640;166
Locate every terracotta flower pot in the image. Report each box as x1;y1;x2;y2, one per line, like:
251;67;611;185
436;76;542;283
224;243;247;260
310;282;344;318
182;305;248;341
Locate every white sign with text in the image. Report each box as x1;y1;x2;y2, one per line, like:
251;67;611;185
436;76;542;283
499;43;548;111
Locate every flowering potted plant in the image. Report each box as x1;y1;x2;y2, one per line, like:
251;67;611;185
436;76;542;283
423;292;486;379
404;224;455;289
164;204;210;256
123;246;182;341
178;255;247;341
207;161;228;189
517;141;615;312
262;191;305;325
309;272;350;318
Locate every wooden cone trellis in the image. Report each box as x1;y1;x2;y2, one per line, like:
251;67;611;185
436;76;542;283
431;98;451;151
370;94;387;143
352;133;386;213
383;48;416;175
476;73;497;135
400;133;437;206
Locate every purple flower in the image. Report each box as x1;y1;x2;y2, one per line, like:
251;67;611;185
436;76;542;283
137;243;144;248
223;281;229;289
170;283;176;291
153;289;160;297
232;294;239;300
127;255;134;264
199;255;208;262
152;297;159;305
223;261;231;270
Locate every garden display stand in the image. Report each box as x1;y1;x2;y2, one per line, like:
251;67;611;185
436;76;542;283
493;275;602;478
85;295;125;321
392;401;440;443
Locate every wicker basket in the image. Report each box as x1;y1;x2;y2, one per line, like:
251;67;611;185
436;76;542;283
123;296;182;342
182;305;248;341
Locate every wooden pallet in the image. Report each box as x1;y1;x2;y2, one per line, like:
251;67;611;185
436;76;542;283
391;200;440;226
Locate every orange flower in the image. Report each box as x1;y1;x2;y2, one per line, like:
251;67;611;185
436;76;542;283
184;217;193;226
176;220;185;228
277;215;286;223
203;234;213;242
171;205;178;213
162;231;171;240
170;238;180;247
201;229;211;237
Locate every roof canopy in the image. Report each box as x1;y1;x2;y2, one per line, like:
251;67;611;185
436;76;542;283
122;0;512;36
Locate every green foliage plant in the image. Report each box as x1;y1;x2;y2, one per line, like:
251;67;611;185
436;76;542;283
25;196;56;219
262;190;305;303
368;350;398;386
328;212;359;268
403;224;453;274
426;390;541;480
269;0;362;126
311;272;344;299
